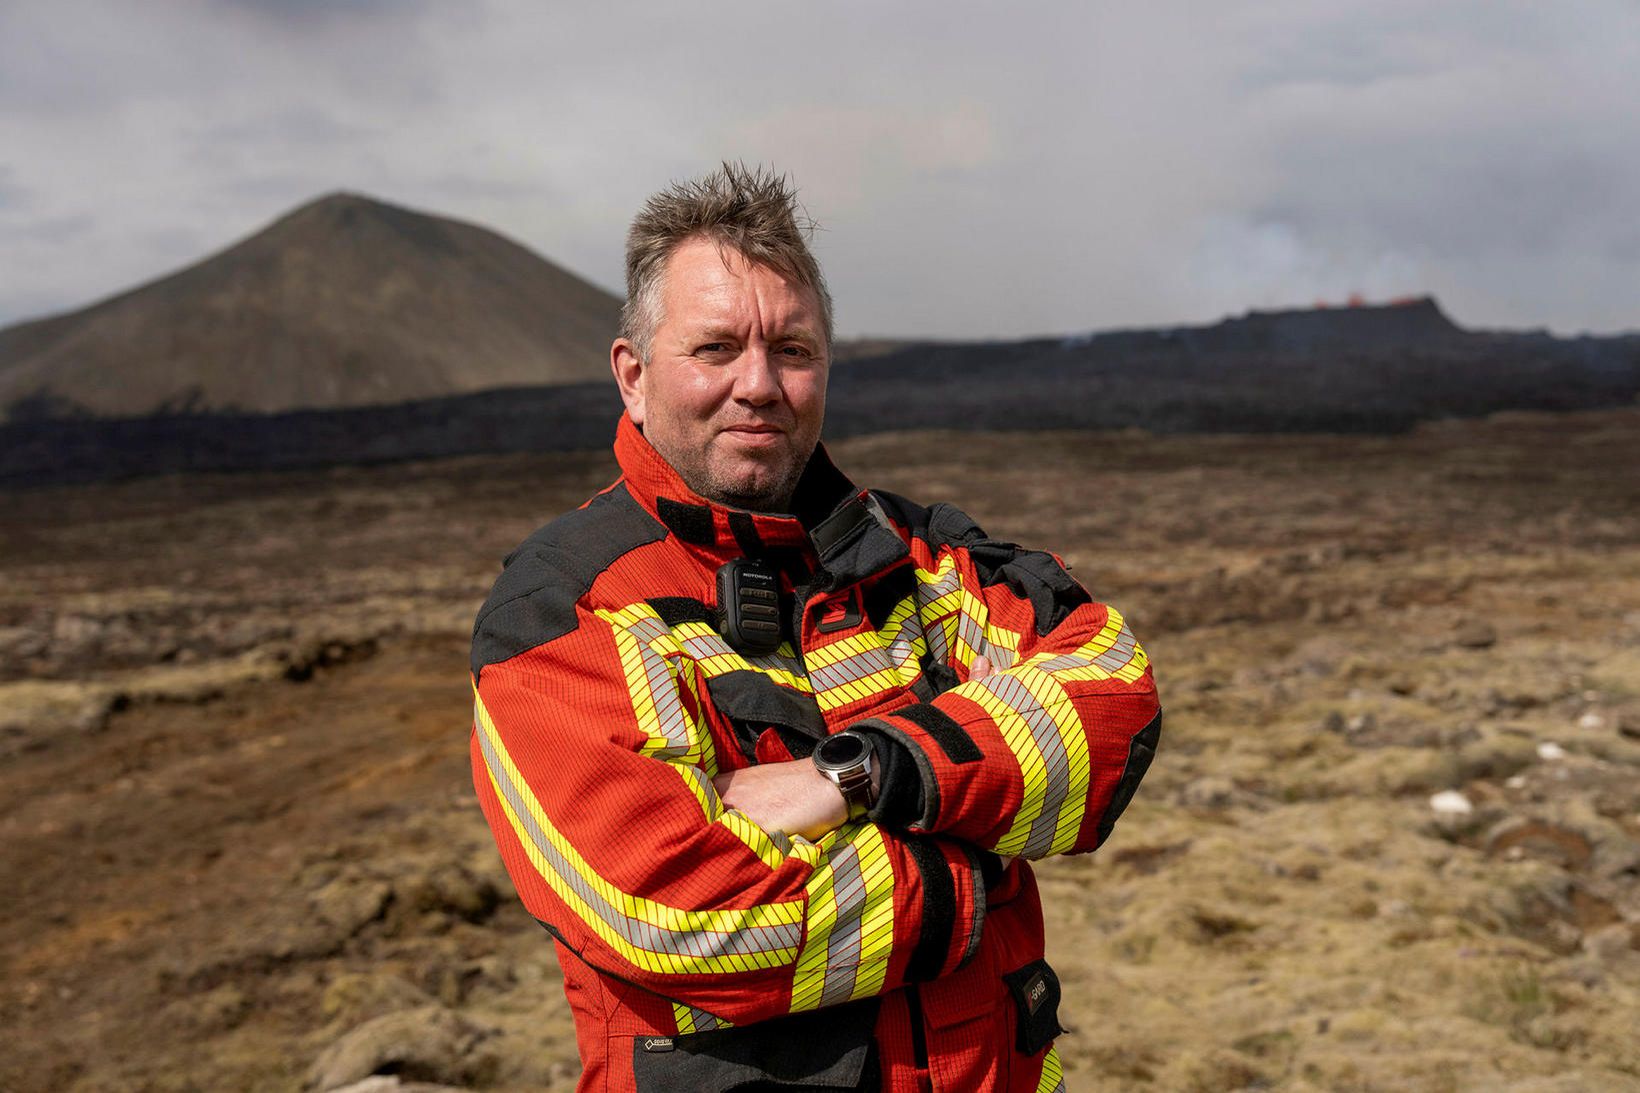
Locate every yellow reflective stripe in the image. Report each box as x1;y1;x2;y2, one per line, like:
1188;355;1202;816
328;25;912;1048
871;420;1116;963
1036;1046;1065;1093
593;605;721;821
878;593;928;673
983;623;1021;669
789;823;897;1012
1028;606;1149;685
790;847;845;1011
671;620;812;692
851;825;897;1001
804;591;934;713
670;760;720;823
716;808;788;871
814;667;905;713
914;554;964;666
953;587;991;668
1029;672;1094;857
1051;643;1149;684
474;684;805;976
803;628;881;669
596;605;713;768
954;664;1090;858
670;1001;730;1033
955;677;1049;857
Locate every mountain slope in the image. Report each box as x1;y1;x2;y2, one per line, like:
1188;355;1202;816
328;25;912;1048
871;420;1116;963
0;193;621;421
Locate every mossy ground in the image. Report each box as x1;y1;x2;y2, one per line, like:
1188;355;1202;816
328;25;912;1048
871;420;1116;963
3;409;1638;1091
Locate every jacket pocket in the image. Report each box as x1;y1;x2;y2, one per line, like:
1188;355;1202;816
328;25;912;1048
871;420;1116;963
631;998;881;1091
1002;959;1065;1058
705;669;828;761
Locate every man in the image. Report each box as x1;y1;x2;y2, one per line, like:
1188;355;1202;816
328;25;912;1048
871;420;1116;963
470;163;1160;1092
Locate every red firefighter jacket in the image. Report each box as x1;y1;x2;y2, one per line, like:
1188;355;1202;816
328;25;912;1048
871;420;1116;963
470;414;1161;1092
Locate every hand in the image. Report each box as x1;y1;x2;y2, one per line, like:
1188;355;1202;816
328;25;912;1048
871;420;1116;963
713;760;848;842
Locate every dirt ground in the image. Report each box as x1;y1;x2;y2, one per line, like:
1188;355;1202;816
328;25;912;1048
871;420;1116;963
3;409;1639;1092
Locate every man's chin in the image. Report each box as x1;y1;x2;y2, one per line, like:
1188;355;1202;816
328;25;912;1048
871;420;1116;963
702;464;799;513
710;482;789;513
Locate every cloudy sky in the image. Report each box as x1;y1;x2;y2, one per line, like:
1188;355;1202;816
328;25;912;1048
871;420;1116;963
2;0;1637;338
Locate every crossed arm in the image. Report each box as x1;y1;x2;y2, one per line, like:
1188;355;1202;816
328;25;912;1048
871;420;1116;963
472;514;1158;1020
713;656;1003;841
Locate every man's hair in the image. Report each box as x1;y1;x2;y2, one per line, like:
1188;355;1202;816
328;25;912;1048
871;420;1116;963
619;161;834;362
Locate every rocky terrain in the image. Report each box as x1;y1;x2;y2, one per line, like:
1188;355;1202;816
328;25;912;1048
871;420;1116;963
3;408;1639;1091
6;297;1637;488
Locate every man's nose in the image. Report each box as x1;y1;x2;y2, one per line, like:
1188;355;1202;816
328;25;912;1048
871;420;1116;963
731;346;782;405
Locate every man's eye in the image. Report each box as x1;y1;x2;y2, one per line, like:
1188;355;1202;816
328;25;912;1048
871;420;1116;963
696;343;731;355
777;344;811;358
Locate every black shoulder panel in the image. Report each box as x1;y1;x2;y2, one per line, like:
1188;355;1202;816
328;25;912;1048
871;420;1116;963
874;491;992;553
976;548;1092;636
471;484;666;677
861;565;916;631
925;501;988;547
868;490;936;539
880;492;1090;637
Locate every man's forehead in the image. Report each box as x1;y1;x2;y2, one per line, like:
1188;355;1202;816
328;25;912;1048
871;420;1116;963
662;239;821;329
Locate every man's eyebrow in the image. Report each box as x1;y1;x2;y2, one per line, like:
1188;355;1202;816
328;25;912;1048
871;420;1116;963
690;325;821;346
772;326;822;346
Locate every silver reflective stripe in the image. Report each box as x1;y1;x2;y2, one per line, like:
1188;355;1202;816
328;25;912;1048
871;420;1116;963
678;630;806;679
980;673;1072;858
916;565;962;665
1035;617;1138;677
983;641;1016;670
476;725;802;959
923;614;950;665
811;645;896;690
1091;624;1139;671
1033;652;1081;673
956;610;986;659
625;615;693;757
817;846;866;1009
915;564;963;668
881;607;927;671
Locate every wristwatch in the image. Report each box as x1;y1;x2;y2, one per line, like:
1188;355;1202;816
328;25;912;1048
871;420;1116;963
812;730;877;821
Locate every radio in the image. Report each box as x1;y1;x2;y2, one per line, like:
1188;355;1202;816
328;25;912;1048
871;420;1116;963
715;557;783;656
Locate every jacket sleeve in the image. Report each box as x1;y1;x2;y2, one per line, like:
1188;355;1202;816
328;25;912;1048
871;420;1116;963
471;597;986;1028
854;501;1161;860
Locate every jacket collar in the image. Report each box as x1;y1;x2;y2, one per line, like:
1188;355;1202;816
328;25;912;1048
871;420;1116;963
613;412;863;565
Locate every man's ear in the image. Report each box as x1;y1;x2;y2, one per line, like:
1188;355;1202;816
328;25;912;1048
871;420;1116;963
611;339;646;425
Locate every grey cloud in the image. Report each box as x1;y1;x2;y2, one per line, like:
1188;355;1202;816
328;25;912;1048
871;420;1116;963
0;0;1636;338
0;167;30;210
213;0;417;20
2;213;95;246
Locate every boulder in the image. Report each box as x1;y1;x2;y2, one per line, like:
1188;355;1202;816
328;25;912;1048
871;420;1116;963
1454;619;1498;649
307;1006;497;1091
311;874;393;940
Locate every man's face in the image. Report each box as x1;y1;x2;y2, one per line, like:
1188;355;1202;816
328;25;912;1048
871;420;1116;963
612;237;829;512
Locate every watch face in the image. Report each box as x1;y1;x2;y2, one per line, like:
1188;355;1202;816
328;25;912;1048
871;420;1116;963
816;732;868;769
